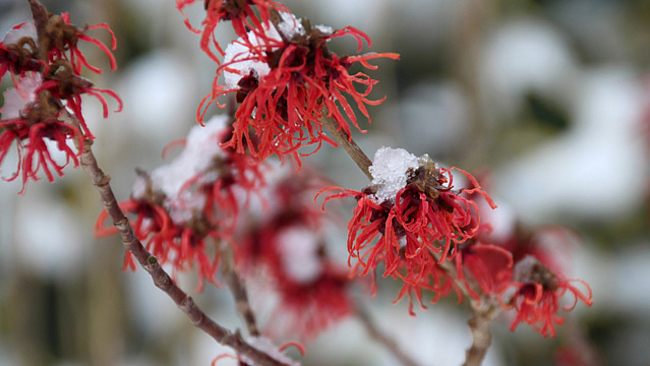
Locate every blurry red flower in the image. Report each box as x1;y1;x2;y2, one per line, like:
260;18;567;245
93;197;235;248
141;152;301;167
501;255;593;338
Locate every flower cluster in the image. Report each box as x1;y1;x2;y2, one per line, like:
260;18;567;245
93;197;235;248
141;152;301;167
322;147;495;310
502;255;592;337
237;168;352;339
192;8;398;164
477;217;594;337
96;116;265;290
323;147;593;334
0;7;121;193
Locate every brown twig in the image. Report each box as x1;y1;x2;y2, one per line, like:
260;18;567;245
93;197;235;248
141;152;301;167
463;303;496;366
320;116;373;181
436;252;497;366
78;140;290;366
220;242;261;337
356;305;422;366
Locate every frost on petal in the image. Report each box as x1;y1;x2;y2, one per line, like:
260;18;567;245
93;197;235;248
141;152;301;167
276;227;323;284
222;27;282;90
313;24;334;36
369;146;419;203
2;21;37;45
277;11;305;40
145;115;228;223
240;337;301;366
1;73;42;121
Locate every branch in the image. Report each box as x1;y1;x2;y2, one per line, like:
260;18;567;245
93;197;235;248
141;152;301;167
320;116;373;181
436;253;497;366
220;242;261;337
79;140;291;366
463;304;496;366
356;304;423;366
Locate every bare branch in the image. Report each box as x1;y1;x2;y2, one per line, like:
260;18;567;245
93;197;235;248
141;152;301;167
220;242;261;337
356;304;422;366
320;116;373;181
79;140;291;366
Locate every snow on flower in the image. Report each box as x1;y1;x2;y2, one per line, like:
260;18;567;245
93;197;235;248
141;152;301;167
96;115;265;290
176;0;288;63
0;8;121;193
236;166;352;339
276;227;323;284
502;255;593;337
368;146;420;203
321;147;495;311
198;12;399;165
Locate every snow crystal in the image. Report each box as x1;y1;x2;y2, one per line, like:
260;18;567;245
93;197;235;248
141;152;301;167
277;11;305;40
513;255;541;283
369;146;419;203
141;115;228;223
314;24;334;36
131;174;148;200
222;12;305;89
276;227;323;284
240;337;301;366
2;21;37;45
222;24;284;90
1;73;42;121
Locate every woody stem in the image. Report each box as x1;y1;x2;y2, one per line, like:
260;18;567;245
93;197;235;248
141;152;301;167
220;242;261;337
78;139;289;366
356;304;423;366
320;115;373;180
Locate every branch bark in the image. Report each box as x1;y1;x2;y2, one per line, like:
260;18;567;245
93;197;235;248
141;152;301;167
320;116;373;181
220;242;261;337
79;140;290;366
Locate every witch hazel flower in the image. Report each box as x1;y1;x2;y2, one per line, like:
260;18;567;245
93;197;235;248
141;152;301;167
96;115;265;290
176;0;288;63
199;10;399;165
324;147;494;277
0;21;41;79
237;167;352;339
0;10;121;193
501;255;593;338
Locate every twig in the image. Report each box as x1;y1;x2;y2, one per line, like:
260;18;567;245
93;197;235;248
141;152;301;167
220;242;261;337
436;253;496;366
462;304;496;366
320;116;373;181
356;305;422;366
79;140;290;366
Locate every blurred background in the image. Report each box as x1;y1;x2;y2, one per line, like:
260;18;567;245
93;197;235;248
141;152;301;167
1;0;650;365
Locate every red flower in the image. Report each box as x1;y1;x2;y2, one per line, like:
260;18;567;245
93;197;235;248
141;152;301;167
455;240;513;301
1;12;121;192
269;263;352;340
95;117;265;290
42;13;117;75
321;147;495;310
501;255;593;338
0;22;42;79
176;0;288;63
96;198;222;291
200;16;399;164
236;167;352;338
